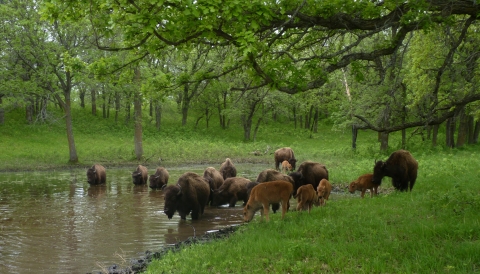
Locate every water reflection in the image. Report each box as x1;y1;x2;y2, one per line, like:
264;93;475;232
0;165;264;274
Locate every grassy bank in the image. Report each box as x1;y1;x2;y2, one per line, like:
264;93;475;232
2;105;479;273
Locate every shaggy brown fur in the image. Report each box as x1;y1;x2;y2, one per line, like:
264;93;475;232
373;150;418;191
349;173;379;198
281;160;293;173
149;167;170;189
255;169;294;213
86;164;106;185
211;177;251;207
219;158;237;180
132;165;148;185
163;172;210;220
274;147;297;171
289;161;328;194
294;184;318;213
243;180;293;222
317;179;332;206
203;167;224;205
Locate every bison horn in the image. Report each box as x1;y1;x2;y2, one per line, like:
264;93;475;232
161;184;167;191
176;184;182;196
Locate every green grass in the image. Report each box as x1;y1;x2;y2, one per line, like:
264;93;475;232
1;103;480;273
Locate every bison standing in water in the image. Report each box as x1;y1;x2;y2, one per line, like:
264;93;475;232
149;167;169;189
86;164;106;185
211;177;251;207
163;172;210;220
219;158;237;180
203;167;224;205
274;147;297;171
132;165;148;185
373;150;418;191
289;161;328;194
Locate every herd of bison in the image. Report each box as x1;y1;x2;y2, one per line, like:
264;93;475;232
86;147;418;222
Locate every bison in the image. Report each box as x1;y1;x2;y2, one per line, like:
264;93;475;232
373;150;418;191
203;166;225;205
243;180;293;222
289;161;329;194
211;177;251;207
281;160;293;173
294;184;318;213
219;158;237;180
255;168;294;213
163;172;210;220
132;165;148;185
149;167;170;189
86;164;106;185
348;173;379;198
274;147;297;171
317;178;332;206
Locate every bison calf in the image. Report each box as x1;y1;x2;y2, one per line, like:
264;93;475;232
294;184;318;213
243;180;293;222
317;179;332;206
132;165;148;185
349;173;379;198
281;160;293;173
86;164;106;185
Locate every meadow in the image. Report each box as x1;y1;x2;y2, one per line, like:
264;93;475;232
1;104;479;273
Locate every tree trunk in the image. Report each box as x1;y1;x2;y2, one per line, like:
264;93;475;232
181;84;190;126
432;124;439;146
456;109;468;147
155;103;162;131
380;132;389;151
351;125;358;149
79;88;85;108
473;120;480;144
253;116;263;142
60;71;78;163
25;97;34;124
91;88;97;116
467;115;475;144
115;92;120;123
242;114;252;141
133;68;143;161
446;118;456;148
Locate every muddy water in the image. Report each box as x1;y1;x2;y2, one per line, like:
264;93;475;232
0;164;270;274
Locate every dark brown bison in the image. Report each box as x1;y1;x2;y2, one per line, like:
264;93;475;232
211;177;251;207
219;158;237;180
373;150;418;191
294;184;318;213
349;173;379;198
317;178;332;206
255;169;295;213
289;161;328;194
274;147;297;171
86;164;106;185
132;165;148;185
149;167;170;189
243;180;293;222
203;167;224;204
163;172;210;220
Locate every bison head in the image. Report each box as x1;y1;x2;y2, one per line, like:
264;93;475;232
86;168;97;184
211;189;227;207
348;181;357;193
373;160;387;185
149;174;164;189
288;158;297;170
163;185;182;219
243;204;255;222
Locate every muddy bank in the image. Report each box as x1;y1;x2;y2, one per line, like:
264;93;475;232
88;225;242;274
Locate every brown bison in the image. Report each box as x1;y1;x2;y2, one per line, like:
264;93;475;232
373;150;418;191
211;177;251;207
149;167;170;189
163;172;210;220
281;160;293;173
289;161;329;194
294;184;318;213
203;167;225;205
86;164;106;185
243;180;293;222
219;158;237;180
132;165;148;185
255;168;294;213
274;147;297;171
317;179;332;206
349;173;379;198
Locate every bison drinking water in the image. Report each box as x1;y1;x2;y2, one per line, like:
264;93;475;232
243;180;293;222
274;147;297;171
132;165;148;185
219;158;237;180
86;164;106;185
149;167;169;189
349;173;379;198
255;169;294;213
373;150;418;192
294;184;318;213
163;172;210;220
211;177;251;207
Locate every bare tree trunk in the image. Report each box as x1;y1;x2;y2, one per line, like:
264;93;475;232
155;103;162;131
91;88;97;116
473;120;480;144
456;109;468;147
352;125;358;149
432;124;439;146
57;71;78;163
446;118;456;148
114;92;120;123
133;67;143;161
467;115;475;144
380;132;389;151
25;97;34;124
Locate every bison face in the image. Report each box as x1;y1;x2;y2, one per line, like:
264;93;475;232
149;175;164;189
243;205;255;222
132;172;142;184
373;161;386;185
163;185;182;219
86;168;97;184
211;189;227;207
348;182;357;193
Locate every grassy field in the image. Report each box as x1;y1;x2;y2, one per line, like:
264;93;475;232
1;104;479;273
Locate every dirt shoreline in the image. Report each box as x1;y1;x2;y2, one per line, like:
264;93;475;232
87;225;242;274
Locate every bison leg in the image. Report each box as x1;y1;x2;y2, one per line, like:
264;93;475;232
360;190;366;198
262;203;270;222
280;199;289;219
229;196;238;207
272;203;280;213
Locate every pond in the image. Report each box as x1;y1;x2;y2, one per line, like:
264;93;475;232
0;164;270;274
